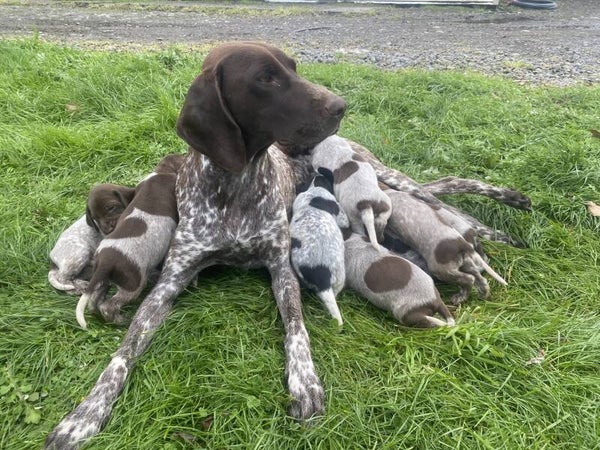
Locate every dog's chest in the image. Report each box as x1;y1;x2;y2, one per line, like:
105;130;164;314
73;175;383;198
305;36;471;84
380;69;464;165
177;153;291;266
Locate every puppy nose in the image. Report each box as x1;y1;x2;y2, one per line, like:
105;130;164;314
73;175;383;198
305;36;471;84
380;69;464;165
325;96;346;118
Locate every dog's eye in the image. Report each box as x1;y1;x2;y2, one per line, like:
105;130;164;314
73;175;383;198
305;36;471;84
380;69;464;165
258;74;274;83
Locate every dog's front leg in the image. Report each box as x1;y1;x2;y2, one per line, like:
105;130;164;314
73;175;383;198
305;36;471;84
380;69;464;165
268;255;325;422
45;246;201;449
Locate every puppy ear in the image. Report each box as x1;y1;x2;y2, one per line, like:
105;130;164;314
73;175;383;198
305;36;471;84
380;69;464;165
176;64;247;173
317;167;335;185
312;174;334;194
113;187;135;209
85;206;99;232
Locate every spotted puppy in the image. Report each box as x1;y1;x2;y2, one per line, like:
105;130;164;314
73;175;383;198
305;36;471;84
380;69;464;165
76;172;178;329
311;135;391;251
290;175;349;325
345;233;455;328
385;190;507;305
48;216;103;295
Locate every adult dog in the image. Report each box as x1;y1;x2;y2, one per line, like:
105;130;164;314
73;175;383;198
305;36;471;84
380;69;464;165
46;41;346;449
46;41;530;448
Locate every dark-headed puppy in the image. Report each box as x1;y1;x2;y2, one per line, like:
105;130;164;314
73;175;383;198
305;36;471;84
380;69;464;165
86;184;136;236
345;233;455;328
76;173;178;328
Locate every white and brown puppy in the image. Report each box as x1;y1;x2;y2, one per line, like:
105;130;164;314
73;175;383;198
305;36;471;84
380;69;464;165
48;216;102;295
384;190;507;305
345;233;455;328
290;175;349;325
76;172;178;329
311;135;391;251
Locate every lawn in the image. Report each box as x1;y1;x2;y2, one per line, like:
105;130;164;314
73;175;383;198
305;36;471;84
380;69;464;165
0;38;599;449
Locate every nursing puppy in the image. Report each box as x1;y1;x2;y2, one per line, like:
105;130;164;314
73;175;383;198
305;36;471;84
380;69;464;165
290;175;349;325
345;233;455;328
311;135;391;251
86;184;136;236
385;190;507;305
76;172;178;329
48;216;102;295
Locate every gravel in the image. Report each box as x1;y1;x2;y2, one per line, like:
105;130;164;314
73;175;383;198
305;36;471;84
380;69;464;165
0;1;599;86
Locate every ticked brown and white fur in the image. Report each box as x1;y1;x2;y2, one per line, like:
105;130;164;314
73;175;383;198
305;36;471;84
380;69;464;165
76;173;178;328
385;190;507;305
344;233;455;328
311;135;391;251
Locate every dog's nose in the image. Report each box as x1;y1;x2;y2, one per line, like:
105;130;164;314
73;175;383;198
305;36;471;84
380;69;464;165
325;96;346;118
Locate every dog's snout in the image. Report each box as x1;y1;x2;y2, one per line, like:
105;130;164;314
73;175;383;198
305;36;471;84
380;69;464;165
325;96;346;118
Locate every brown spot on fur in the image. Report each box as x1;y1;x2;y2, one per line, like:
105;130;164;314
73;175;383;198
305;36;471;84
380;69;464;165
93;247;141;292
434;238;471;264
356;199;390;214
134;174;178;220
364;256;412;293
109;217;147;239
462;228;477;244
333;161;359;183
351;153;365;162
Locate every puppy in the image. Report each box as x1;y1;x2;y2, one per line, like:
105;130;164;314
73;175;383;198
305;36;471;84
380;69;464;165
76;172;178;329
48;216;102;295
384;190;507;305
86;184;136;236
290;175;349;325
311;135;391;251
345;233;455;328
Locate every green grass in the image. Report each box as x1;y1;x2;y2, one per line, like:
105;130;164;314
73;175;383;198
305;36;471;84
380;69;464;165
1;38;599;449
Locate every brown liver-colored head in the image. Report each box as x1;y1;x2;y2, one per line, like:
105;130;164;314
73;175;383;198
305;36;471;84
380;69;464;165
86;184;135;235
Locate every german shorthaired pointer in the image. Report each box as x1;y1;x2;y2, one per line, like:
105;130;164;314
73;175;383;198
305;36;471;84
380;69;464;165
48;215;102;295
312;135;391;251
46;41;346;448
85;183;136;236
46;42;531;448
76;172;178;329
290;175;349;326
345;233;455;328
385;189;507;304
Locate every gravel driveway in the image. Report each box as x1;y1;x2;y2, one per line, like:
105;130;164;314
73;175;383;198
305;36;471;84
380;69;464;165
1;1;599;86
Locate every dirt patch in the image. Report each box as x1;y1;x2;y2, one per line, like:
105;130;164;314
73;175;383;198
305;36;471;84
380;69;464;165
1;0;599;85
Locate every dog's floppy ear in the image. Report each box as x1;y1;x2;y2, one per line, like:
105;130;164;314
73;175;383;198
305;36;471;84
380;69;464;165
176;62;247;173
85;206;99;232
113;186;135;209
312;174;334;194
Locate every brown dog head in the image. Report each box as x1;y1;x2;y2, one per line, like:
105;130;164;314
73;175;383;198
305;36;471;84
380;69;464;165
86;183;136;235
176;41;346;173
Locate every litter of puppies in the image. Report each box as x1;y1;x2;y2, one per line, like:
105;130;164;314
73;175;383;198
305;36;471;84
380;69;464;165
49;135;522;330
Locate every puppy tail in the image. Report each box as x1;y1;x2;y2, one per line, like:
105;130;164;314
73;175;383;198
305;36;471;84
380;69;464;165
360;207;381;252
478;256;508;286
76;293;90;329
48;269;75;292
317;289;343;326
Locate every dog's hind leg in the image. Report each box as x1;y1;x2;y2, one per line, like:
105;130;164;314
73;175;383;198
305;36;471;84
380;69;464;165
421;176;532;211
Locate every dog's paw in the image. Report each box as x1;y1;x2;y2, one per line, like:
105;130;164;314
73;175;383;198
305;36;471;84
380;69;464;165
287;372;325;422
504;190;532;211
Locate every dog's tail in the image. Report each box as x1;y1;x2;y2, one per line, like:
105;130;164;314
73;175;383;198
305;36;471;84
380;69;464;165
48;268;76;293
477;255;508;286
317;289;343;326
76;293;90;329
360;207;381;252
